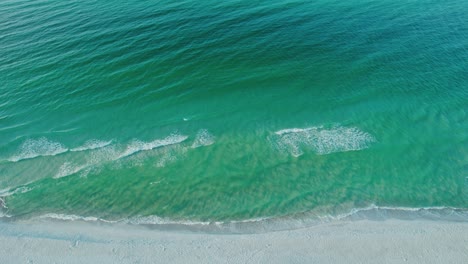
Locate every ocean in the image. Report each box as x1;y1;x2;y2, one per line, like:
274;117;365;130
1;0;467;231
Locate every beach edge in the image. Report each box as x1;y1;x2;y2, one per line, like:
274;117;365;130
0;219;467;263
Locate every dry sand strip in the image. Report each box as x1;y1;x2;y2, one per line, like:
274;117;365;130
0;219;467;264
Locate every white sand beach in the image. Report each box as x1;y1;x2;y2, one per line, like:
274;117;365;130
0;219;466;263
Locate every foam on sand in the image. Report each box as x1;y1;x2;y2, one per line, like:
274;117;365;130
39;213;118;223
22;205;467;234
271;126;375;157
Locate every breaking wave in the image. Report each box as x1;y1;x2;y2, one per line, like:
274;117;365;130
271;126;375;157
28;205;468;234
7;138;68;162
5;138;113;163
70;140;113;152
118;134;189;159
53;130;214;178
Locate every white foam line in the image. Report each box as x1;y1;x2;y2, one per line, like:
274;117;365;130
118;134;188;159
0;186;34;197
70;140;113;152
275;127;318;136
0;197;7;209
6;138;116;163
272;125;375;157
36;214;270;227
125;215;273;227
40;214;118;223
126;215;220;226
30;205;467;232
7;138;68;162
320;204;467;221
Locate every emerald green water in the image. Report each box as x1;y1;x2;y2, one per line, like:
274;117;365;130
1;0;467;226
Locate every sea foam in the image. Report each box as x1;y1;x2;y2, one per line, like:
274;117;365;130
54;162;88;179
39;213;118;223
53;133;190;178
6;138;114;163
271;126;375;157
70;140;113;152
0;186;33;197
118;133;188;159
8;138;68;162
32;205;468;234
191;129;215;148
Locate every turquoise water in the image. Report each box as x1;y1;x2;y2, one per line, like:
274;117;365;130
1;0;467;226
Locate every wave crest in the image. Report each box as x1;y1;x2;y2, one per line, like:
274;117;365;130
8;138;68;162
271;126;375;157
118;134;188;159
5;138;113;163
53;133;191;178
70;140;113;152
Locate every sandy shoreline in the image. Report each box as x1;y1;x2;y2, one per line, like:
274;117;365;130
0;219;466;263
